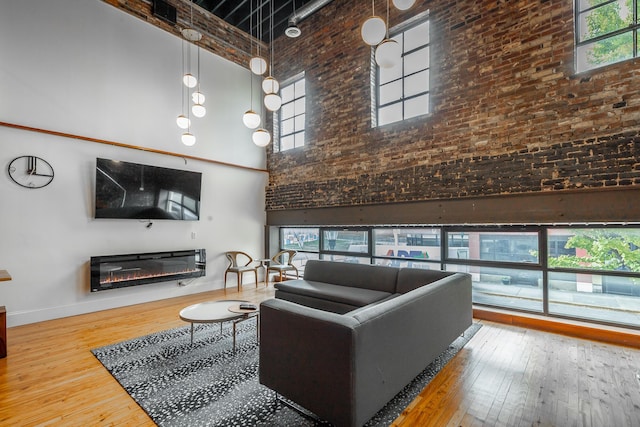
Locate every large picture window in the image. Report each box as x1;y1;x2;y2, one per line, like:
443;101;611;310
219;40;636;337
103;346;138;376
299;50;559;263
575;0;640;72
279;225;640;329
375;18;430;126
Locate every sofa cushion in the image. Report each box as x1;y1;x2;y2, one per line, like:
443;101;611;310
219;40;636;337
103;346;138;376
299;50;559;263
302;260;398;293
275;279;394;307
395;268;452;293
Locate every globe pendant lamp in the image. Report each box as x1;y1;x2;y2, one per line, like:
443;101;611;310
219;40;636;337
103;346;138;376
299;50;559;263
192;91;205;104
181;132;196;146
264;93;282;111
361;0;386;46
183;73;197;88
176;114;190;129
262;0;281;112
375;38;401;68
252;128;271;147
361;16;386;46
243;109;261;129
192;103;206;118
392;0;416;10
262;76;279;94
250;56;268;75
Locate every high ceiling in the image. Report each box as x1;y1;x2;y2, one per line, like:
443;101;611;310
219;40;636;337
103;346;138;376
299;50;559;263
191;0;318;42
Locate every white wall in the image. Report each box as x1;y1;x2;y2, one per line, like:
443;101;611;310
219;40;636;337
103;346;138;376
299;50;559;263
0;0;268;326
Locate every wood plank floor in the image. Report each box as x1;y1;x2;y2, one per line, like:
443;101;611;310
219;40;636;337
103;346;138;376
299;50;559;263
1;284;639;426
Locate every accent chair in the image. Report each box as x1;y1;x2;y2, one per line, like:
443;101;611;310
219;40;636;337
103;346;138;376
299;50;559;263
224;251;258;291
266;249;299;283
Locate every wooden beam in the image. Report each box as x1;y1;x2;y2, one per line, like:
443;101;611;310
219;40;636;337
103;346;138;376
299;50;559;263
266;186;640;225
0;121;268;174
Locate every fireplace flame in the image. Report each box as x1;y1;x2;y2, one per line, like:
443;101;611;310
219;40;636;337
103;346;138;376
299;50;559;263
100;268;202;284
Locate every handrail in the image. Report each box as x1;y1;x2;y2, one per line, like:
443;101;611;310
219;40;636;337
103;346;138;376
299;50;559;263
0;121;268;174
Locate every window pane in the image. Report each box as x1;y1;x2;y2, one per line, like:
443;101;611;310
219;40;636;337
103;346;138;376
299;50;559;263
404;70;429;97
295;131;305;147
379;62;403;85
322;230;368;252
578;0;615;12
373;228;441;260
577;30;633;72
404;47;429;75
548;228;640;273
281;228;319;251
379;80;402;105
578;0;630;42
404;21;430;52
446;231;539;263
378;103;402;126
549;272;640;327
294;97;305;114
281;118;294;135
281;102;294;120
295;79;305;96
281;84;294;103
281;135;295;151
294;114;305;132
404;94;429;119
447;264;543;312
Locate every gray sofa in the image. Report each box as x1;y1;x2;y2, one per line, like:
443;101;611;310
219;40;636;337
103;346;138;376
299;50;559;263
259;260;472;427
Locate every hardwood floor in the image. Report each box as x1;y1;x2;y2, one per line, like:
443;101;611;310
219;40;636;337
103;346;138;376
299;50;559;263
1;285;639;426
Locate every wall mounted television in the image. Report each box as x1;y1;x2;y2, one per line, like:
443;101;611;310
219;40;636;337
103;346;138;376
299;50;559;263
95;158;202;220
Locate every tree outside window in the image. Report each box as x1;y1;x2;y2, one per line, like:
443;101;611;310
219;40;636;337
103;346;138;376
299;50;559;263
576;0;639;72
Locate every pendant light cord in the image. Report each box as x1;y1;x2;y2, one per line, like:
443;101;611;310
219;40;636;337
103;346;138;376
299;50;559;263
249;0;254;110
386;0;390;38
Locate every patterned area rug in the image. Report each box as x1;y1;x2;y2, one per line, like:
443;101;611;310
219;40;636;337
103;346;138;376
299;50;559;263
92;320;481;426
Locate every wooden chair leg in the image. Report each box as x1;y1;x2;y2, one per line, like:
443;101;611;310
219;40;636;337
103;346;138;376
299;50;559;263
237;273;241;292
254;270;258;287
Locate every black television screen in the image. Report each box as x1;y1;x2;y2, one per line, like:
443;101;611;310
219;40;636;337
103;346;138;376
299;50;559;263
95;158;201;220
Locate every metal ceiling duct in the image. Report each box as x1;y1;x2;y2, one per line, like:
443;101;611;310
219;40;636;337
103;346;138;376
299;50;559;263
286;0;334;37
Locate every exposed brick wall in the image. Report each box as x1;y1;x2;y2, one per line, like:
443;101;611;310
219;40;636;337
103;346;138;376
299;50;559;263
266;0;640;212
102;0;264;68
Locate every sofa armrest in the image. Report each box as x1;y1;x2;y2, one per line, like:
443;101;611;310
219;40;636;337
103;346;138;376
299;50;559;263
259;299;360;426
339;272;471;425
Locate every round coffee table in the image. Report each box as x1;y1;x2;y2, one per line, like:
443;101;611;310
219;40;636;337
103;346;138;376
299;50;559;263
179;299;259;352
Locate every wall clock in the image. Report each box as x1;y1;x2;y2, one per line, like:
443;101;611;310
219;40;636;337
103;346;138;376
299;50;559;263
7;155;55;189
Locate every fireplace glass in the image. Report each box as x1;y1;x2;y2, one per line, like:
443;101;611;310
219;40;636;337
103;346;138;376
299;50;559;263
90;249;206;292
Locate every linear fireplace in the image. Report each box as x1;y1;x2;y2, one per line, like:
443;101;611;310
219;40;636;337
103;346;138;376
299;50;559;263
90;249;206;292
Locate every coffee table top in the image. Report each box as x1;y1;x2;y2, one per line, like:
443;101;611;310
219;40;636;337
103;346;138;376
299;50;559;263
180;299;251;323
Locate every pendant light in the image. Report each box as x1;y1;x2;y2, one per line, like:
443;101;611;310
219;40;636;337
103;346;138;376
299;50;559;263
263;0;282;112
243;110;261;129
250;0;267;75
262;76;279;94
183;74;197;88
181;131;196;146
181;86;195;146
178;2;205;146
392;0;416;10
361;0;386;46
243;0;262;129
176;115;190;129
252;127;271;147
177;41;191;130
191;46;206;118
375;0;401;69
